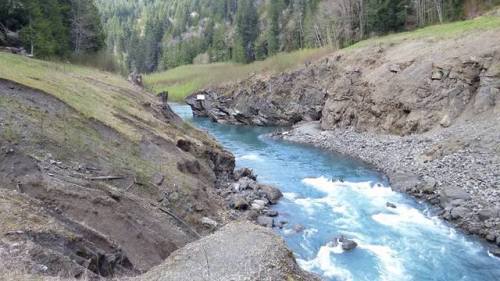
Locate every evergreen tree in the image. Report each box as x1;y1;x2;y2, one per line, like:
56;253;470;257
267;0;283;55
70;0;105;54
234;0;259;63
367;0;409;34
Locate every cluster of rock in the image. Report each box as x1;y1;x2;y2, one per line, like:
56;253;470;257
221;168;284;228
186;28;500;250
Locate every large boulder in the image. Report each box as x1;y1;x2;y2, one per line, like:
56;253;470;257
139;222;320;281
439;186;472;208
256;184;283;204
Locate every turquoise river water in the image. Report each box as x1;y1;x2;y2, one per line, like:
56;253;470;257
172;103;500;281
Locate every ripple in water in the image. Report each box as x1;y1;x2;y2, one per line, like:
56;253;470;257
171;103;500;281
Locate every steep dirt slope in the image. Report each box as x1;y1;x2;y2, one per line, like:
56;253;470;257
0;53;236;279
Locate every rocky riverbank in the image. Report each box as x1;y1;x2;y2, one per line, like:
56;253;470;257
185;25;500;251
272;118;500;254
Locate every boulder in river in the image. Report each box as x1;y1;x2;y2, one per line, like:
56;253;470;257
257;184;283;204
333;236;358;251
292;224;305;233
386;202;397;208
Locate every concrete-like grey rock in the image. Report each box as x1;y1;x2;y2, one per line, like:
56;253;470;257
440;186;471;208
257;215;275;228
251;199;267;211
450;206;471;220
152;173;165;186
420;176;437;194
139;222;319;281
478;208;497;221
257;184;283;204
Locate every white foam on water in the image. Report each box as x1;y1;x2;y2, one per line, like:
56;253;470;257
298;243;354;281
302;176;396;204
358;242;409;281
488;251;500;261
303;227;318;239
295;197;320;215
236;153;262;161
372;204;437;229
283;192;299;200
330;241;345;254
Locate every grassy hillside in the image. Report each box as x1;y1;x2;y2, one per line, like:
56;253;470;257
144;12;500;101
144;48;333;101
0;52;234;278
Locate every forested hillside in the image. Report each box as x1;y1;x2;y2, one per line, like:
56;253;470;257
0;0;104;58
96;0;499;74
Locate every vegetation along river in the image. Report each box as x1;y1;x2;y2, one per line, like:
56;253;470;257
172;103;500;281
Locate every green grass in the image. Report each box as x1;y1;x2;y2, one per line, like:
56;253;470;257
144;48;333;101
348;13;500;49
145;13;500;101
0;52;169;142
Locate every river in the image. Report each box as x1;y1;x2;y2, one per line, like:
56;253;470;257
172;103;500;281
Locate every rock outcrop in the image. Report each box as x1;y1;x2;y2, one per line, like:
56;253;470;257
187;30;500;135
139;221;319;281
186;71;327;126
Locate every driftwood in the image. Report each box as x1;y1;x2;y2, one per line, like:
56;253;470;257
159;207;201;239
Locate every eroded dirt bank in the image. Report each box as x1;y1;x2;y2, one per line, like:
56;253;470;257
186;28;500;251
0;77;314;280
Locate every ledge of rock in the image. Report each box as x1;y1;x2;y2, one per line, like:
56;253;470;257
138;221;319;281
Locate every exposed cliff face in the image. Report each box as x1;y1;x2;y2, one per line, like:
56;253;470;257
319;33;500;135
186;69;328;126
187;29;500;135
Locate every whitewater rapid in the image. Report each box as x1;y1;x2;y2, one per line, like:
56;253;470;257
172;103;500;281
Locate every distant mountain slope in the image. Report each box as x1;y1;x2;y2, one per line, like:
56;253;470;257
96;0;497;73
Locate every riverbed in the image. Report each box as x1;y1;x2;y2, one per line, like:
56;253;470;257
172;103;500;281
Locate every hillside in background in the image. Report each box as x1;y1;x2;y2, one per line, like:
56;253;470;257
144;11;500;101
96;0;500;74
0;0;105;58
